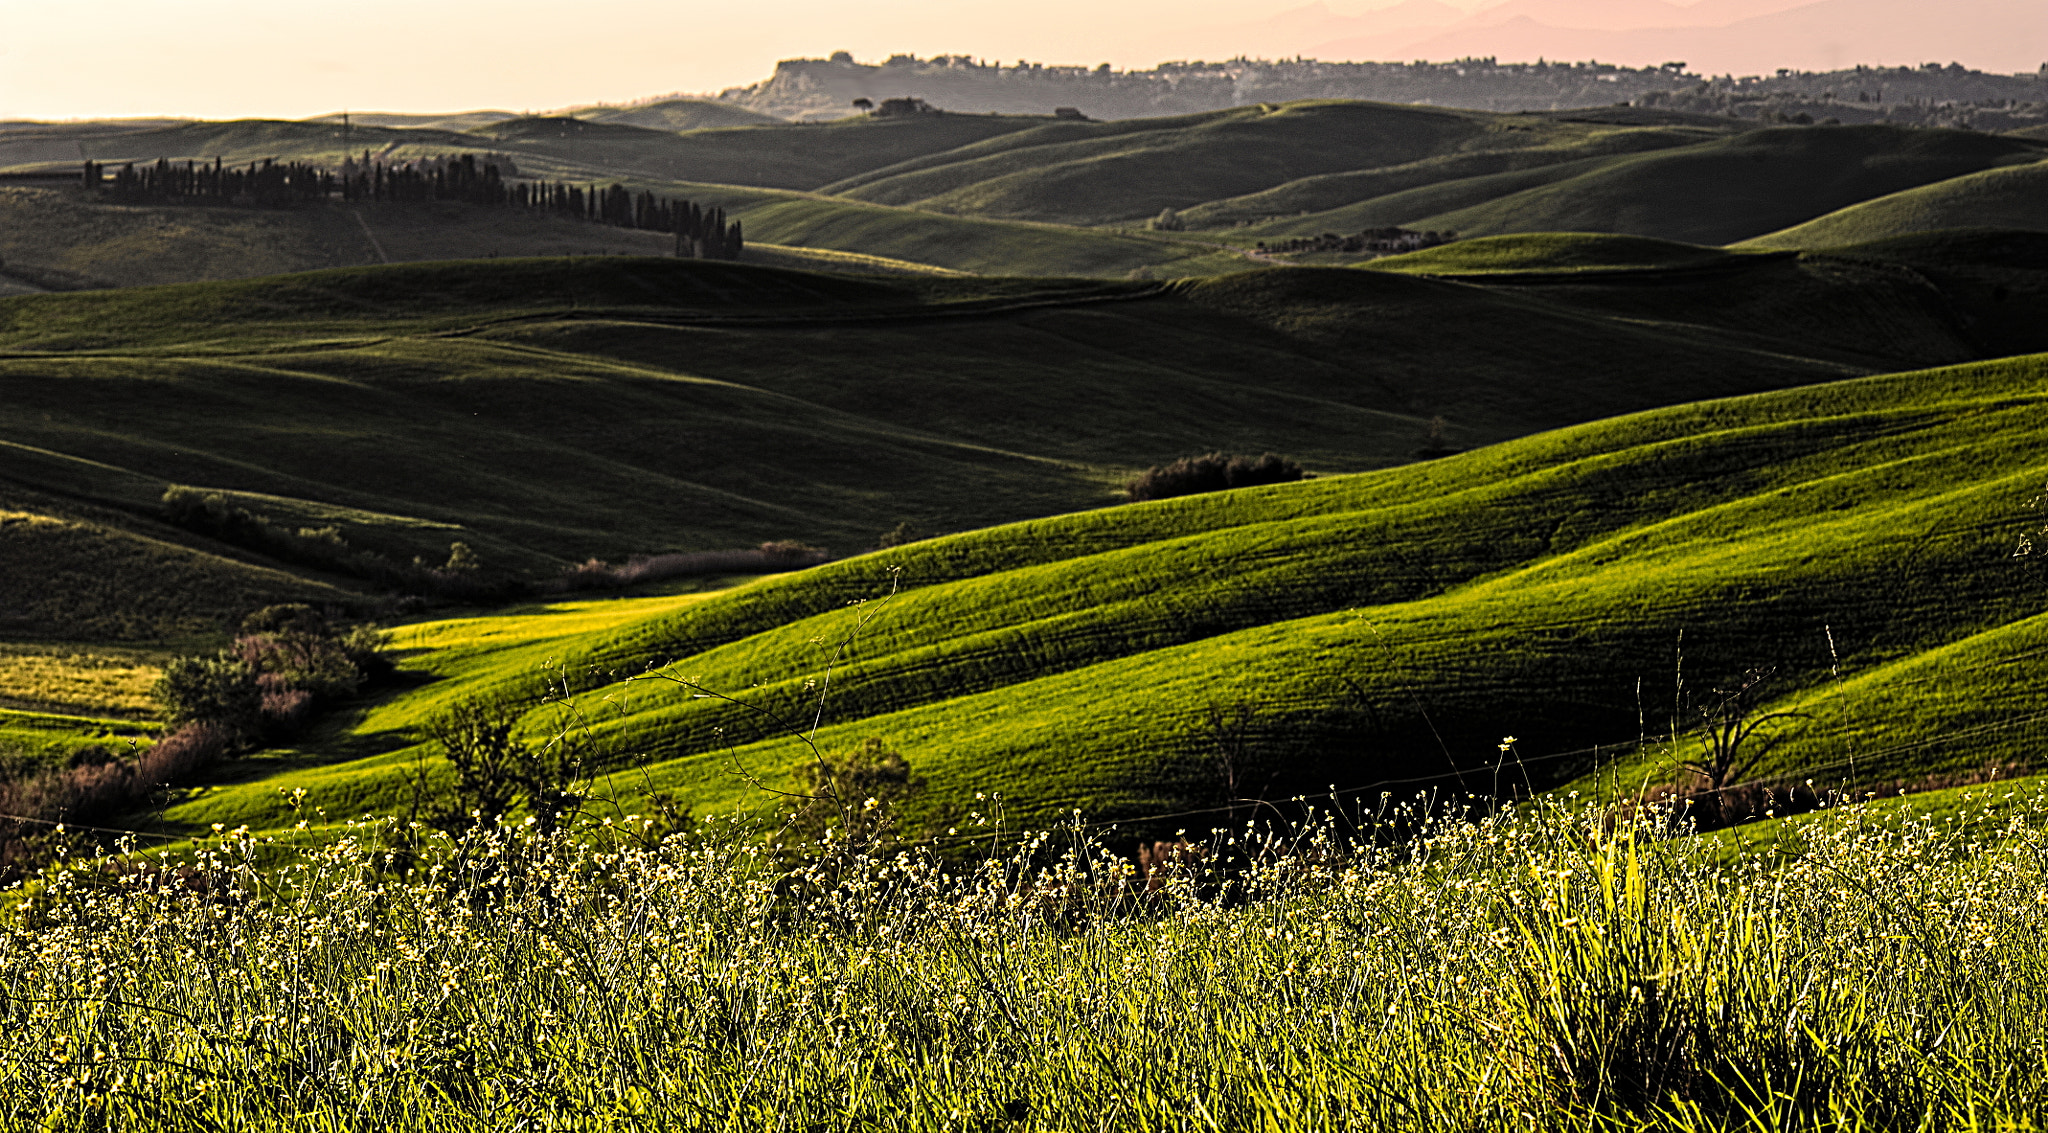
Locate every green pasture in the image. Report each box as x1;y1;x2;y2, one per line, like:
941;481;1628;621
6;248;2039;644
0;708;160;766
0;491;353;642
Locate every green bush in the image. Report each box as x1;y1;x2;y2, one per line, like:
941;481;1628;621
1124;451;1307;502
150;656;262;743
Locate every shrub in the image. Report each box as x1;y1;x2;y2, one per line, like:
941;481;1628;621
784;737;926;852
876;522;926;550
151;656;263;743
231;632;364;700
1124;452;1308;502
423;694;584;836
256;680;315;735
0;722;232;880
132;722;232;788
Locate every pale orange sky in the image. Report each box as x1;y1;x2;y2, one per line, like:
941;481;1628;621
1;0;1312;120
1;0;2037;122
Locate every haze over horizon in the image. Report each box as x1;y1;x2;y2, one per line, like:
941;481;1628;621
2;0;2042;121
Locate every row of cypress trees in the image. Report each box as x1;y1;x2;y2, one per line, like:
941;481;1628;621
81;155;742;259
88;157;334;205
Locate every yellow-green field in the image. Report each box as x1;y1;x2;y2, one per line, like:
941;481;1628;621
0;642;165;716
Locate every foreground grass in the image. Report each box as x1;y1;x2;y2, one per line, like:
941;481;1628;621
7;787;2048;1130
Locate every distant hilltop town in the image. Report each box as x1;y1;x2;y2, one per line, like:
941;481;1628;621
716;53;2048;130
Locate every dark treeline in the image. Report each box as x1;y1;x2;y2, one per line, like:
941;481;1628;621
1256;227;1458;257
83;153;742;259
90;156;335;205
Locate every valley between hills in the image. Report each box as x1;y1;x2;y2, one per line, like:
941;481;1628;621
9;42;2048;1126
6;79;2048;844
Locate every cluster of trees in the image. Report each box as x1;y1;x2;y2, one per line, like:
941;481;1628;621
0;605;390;882
1124;453;1308;502
90;157;336;206
1257;227;1458;257
85;155;743;259
153;605;391;748
546;541;830;593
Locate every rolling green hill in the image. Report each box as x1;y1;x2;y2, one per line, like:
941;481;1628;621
465;112;1054;191
718;192;1244;276
1365;232;1749;275
1177;127;1720;231
0;480;356;641
1739;160;2048;250
0;183;1253;284
3;241;2045;652
576;99;785;132
822;101;1729;226
1390;126;2047;247
16;108;2045;289
154;345;2048;837
0;189;678;289
53;119;478;168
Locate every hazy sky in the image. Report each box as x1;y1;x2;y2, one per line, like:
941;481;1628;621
0;0;1487;120
3;0;2031;122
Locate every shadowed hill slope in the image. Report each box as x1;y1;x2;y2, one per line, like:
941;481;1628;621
6;249;2048;643
1739;161;2048;250
1365;232;1747;275
1177;126;1720;231
463;113;1055;190
0;483;356;641
0;184;1245;284
1399;126;2045;246
822;101;1732;226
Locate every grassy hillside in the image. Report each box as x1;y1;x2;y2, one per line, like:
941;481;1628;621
465;113;1052;191
1739;160;2048;250
1366;232;1749;275
19;109;2042;287
721;192;1244;276
822;102;1724;226
301;111;517;131
148;346;2048;838
1179;127;1722;231
0;178;1260;283
0;189;676;288
1227;151;1686;242
53;119;478;168
6;248;2038;624
1395;126;2046;247
576;99;785;131
0;467;358;641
